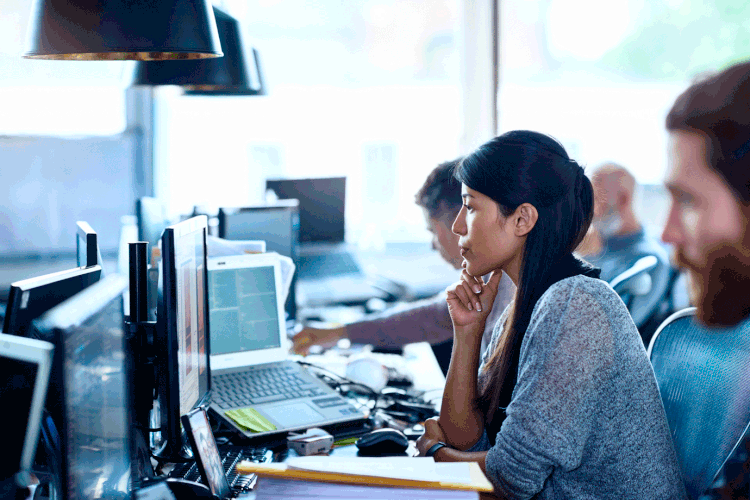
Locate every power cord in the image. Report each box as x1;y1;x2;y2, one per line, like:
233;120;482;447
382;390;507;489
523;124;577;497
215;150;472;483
296;360;382;404
296;360;438;422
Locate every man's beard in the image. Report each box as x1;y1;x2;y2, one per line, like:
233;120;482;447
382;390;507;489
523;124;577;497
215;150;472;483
675;247;750;326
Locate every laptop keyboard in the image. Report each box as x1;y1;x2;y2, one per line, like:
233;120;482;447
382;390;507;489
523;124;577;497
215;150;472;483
170;447;272;497
299;252;360;279
212;365;330;410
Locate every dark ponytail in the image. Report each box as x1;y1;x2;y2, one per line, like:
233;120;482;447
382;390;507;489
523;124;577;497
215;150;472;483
454;130;599;443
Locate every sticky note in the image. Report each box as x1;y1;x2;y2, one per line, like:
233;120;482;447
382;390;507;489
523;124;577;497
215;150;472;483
332;437;359;447
224;407;277;433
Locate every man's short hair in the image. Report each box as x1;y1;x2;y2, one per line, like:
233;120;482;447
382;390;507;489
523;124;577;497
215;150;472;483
415;157;463;220
666;61;750;203
592;162;636;196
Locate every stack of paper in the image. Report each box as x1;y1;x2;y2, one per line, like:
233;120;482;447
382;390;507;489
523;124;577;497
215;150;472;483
253;478;480;499
237;456;493;500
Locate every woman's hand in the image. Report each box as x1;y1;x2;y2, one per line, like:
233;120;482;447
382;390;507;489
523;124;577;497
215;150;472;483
446;270;503;330
292;326;346;355
416;417;447;456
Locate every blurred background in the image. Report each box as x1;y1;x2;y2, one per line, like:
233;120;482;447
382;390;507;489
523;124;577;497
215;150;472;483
1;0;748;279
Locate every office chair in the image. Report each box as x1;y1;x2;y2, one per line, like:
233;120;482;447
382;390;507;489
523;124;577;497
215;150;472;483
608;254;675;343
647;307;750;499
609;255;658;297
638;268;688;346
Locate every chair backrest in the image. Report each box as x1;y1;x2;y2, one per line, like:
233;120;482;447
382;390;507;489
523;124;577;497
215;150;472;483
609;255;669;331
647;307;750;499
609;255;658;293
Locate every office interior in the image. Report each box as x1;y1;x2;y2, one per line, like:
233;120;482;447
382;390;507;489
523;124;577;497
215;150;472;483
2;1;749;499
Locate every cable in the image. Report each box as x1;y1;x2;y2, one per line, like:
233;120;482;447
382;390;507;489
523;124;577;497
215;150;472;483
296;360;381;399
297;360;440;423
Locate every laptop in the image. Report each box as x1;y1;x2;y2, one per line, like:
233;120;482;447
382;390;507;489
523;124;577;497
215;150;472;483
265;177;393;305
206;254;369;439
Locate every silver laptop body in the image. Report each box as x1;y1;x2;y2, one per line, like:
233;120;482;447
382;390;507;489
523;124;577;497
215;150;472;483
206;254;367;439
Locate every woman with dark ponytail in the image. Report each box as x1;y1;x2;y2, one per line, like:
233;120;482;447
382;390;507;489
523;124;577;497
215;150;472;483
416;131;686;499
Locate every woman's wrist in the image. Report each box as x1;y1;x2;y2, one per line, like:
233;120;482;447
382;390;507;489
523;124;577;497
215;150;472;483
453;324;485;343
452;327;485;359
425;441;450;458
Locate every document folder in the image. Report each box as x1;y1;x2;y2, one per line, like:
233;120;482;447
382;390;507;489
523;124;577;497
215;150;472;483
236;457;494;493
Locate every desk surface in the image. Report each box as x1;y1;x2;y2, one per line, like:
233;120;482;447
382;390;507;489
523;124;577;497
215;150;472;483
302;341;446;396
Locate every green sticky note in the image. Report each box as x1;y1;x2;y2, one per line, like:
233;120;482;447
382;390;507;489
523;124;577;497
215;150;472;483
332;437;359;447
224;407;277;433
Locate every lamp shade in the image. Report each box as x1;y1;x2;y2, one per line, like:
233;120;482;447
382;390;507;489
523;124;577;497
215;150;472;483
132;7;266;96
24;0;223;60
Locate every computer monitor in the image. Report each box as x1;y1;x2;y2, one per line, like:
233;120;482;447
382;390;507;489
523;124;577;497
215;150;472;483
136;197;170;251
217;201;299;319
76;221;103;268
30;274;132;500
266;177;346;244
0;334;54;484
157;215;211;460
3;265;103;338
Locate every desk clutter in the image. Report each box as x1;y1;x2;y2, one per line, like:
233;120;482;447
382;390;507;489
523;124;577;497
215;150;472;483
237;456;493;499
0;196;463;499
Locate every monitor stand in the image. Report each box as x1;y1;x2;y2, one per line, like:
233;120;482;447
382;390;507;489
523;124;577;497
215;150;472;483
152;430;194;462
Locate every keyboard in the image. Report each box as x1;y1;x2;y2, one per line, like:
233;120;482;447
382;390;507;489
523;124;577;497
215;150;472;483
299;252;361;279
212;365;330;410
170;446;272;496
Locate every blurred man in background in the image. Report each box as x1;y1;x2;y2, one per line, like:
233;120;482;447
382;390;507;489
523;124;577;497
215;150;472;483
292;158;515;374
662;60;750;499
577;162;674;342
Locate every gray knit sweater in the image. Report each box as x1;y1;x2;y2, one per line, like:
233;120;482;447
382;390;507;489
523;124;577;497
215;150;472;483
467;275;687;499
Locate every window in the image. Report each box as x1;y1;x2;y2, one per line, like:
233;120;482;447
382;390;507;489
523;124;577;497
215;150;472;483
156;0;463;245
497;0;750;233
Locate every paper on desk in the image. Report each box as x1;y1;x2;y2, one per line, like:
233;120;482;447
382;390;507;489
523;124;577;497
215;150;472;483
285;456;473;485
207;235;266;256
255;478;479;499
206;236;296;303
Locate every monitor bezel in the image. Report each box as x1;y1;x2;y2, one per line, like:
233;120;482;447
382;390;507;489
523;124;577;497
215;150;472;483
217;199;300;239
136;197;168;250
76;221;99;268
0;334;54;479
30;274;131;500
159;215;212;452
3;265;103;338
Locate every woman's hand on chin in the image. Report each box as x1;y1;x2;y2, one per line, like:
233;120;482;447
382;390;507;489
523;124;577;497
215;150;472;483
446;269;503;331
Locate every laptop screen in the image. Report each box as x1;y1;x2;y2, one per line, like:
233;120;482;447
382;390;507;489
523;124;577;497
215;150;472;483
209;264;282;356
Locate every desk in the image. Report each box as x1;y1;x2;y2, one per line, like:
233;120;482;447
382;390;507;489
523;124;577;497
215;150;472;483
302;341;445;397
239;443;501;500
234;344;445;498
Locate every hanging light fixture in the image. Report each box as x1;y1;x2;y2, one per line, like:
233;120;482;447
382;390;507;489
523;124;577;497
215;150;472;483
132;6;266;96
24;0;223;60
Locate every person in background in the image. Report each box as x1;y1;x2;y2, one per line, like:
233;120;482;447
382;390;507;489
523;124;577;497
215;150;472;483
577;162;674;341
661;60;750;499
292;159;515;365
416;130;686;499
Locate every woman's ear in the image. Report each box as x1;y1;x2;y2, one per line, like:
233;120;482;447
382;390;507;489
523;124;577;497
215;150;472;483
513;203;538;237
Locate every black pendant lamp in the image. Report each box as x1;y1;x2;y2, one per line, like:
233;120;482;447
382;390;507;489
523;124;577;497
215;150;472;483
132;7;266;96
24;0;223;60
